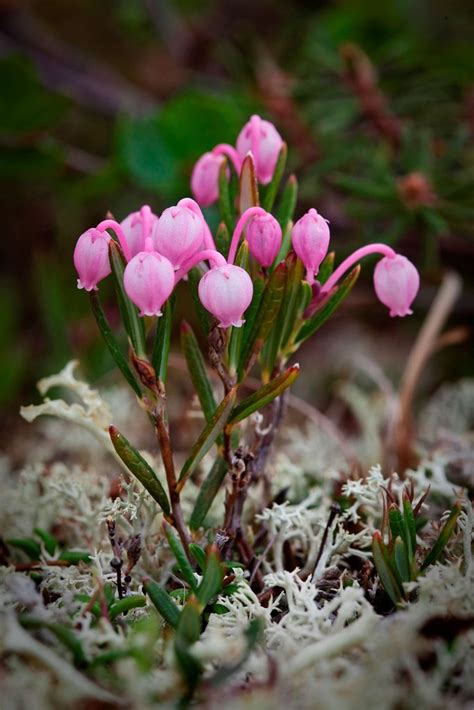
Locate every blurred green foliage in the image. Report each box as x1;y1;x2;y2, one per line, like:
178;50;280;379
1;0;472;409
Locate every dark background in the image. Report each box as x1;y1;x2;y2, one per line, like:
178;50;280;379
1;0;473;432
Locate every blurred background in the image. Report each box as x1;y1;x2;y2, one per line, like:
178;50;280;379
1;0;473;445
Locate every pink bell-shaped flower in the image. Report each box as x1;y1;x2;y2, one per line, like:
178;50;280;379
374;254;420;317
291;208;330;285
247;212;282;267
73;228;111;291
120;205;159;258
123;239;175;317
236;115;283;185
198;264;253;328
154;204;204;269
191;152;225;207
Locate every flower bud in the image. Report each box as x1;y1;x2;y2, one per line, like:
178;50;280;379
124;248;175;317
191;152;225;207
73;228;111;291
153;205;204;269
291;208;330;284
198;264;253;328
120;206;159;258
236;115;283;185
373;254;419;317
247;212;282;267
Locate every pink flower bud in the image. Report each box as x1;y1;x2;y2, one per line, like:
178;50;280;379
191;152;225;207
291;208;330;284
153;205;204;269
373;254;420;317
198;264;253;328
73;228;111;291
120;205;159;258
247;212;282;267
236;115;283;185
123;245;175;317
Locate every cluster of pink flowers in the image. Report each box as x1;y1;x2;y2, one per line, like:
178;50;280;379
73;115;419;327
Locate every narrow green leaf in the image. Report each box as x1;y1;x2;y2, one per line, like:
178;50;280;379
109;240;146;358
218;158;234;234
215;221;231;257
151;298;173;382
295;265;360;344
393;537;411;583
228;241;250;373
229;365;300;425
59;550;92;564
189;457;228;531
143;580;180;628
278;252;305;353
237;276;265;375
372;531;404;606
197;546;223;608
263;143;287;212
208;618;264;687
178;388;237;486
238;262;287;378
189;543;207;572
388;506;404;543
402;496;417;560
421;504;461;571
174;599;203;690
7;538;41;560
187;266;210;334
276;174;298;232
89;291;142;397
181;321;217;423
273;221;293;267
33;527;57;555
317;252;335;285
238;153;259;213
109;595;147;620
19;616;87;668
109;426;170;516
164;522;198;593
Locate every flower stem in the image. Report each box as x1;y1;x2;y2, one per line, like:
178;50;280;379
227;206;266;264
321;243;396;294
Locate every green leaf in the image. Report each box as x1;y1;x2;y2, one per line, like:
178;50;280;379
143;580;180;628
181;320;217;424
238;153;259;214
218;159;235;235
317;252;335;285
189;544;207;572
197;546;223;608
59;550;92;564
276;174;298;232
109;240;146;358
238;262;287;379
215;221;231;257
89;291;142;397
295;265;360;344
421;504;461;571
372;531;404;606
228;365;300;426
263;143;287;212
228;242;250;374
189;457;228;531
237;276;265;375
208;618;264;687
187;266;210;334
393;537;411;583
388;505;404;543
152;298;173;382
174;599;203;691
178;388;237;487
109;595;147;620
402;496;417;560
164;522;198;593
109;426;170;516
7;538;41;561
33;528;58;555
19;616;87;668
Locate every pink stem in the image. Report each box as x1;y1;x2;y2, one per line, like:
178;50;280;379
321;244;396;294
212;143;242;173
178;197;216;250
227;206;266;264
97;219;131;261
140;204;152;240
174;249;227;284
